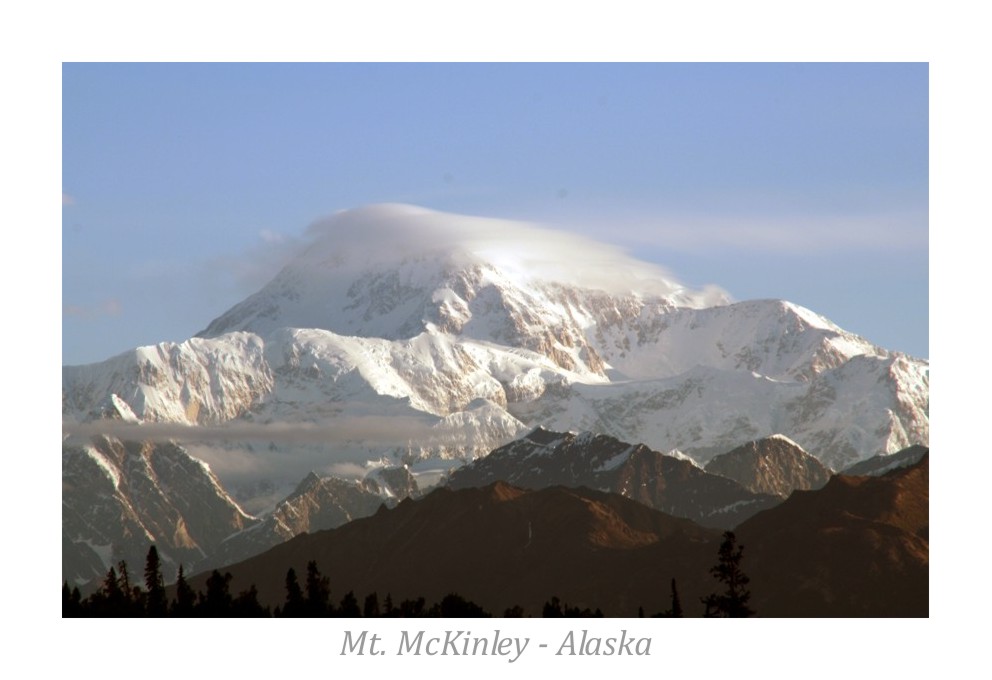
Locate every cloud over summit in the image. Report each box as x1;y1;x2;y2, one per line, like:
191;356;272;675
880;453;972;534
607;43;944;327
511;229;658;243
299;203;726;301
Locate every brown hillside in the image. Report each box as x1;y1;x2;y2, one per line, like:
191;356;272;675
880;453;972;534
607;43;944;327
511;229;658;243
737;455;928;617
191;483;721;616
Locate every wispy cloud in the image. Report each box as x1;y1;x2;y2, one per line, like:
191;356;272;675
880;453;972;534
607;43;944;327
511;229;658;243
61;415;470;447
301;204;724;301
324;461;375;480
182;445;391;499
565;210;928;255
63;414;480;490
63;298;122;319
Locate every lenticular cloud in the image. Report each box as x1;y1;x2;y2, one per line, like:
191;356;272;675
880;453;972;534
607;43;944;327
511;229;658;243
301;204;726;302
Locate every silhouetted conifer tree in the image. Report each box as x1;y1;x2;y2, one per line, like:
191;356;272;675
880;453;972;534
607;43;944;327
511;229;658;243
701;531;754;617
432;593;490;617
282;567;305;617
198;570;234;616
172;564;196;617
304;561;332;616
144;546;167;617
542;596;602;617
363;592;381;618
338;590;361;617
398;597;426;617
232;585;269;617
62;581;83;617
667;578;683;617
99;565;125;615
117;561;133;603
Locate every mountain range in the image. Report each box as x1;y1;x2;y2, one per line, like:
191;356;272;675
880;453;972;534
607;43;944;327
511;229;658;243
61;204;929;600
184;454;928;617
448;428;785;527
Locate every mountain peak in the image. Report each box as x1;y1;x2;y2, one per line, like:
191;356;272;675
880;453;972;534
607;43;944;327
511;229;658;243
197;205;726;341
704;435;832;497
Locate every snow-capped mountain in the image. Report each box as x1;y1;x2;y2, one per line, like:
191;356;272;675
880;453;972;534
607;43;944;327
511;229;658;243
63;204;927;470
62;204;928;580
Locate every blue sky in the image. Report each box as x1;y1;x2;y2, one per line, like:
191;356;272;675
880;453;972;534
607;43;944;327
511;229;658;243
62;63;928;364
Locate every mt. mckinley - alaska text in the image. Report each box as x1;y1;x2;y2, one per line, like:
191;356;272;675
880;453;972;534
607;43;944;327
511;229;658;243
341;629;653;662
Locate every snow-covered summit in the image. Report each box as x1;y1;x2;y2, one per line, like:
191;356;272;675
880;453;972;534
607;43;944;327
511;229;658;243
197;204;725;350
65;204;928;476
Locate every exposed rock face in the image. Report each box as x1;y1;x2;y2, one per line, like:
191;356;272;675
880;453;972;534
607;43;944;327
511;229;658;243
62;436;256;586
447;428;781;528
361;465;421;499
63;432;426;587
704;434;833;497
216;472;403;566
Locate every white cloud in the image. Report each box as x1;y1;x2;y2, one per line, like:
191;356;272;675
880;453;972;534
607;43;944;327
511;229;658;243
565;210;928;255
324;461;374;480
301;204;722;300
61;415;446;446
63;414;475;492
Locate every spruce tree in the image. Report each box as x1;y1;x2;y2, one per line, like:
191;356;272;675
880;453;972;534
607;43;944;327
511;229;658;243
435;593;489;617
232;585;269;617
282;567;305;617
117;560;133;603
62;581;83;617
701;531;755;617
363;592;381;618
542;596;564;617
669;578;683;617
338;590;361;617
304;561;331;616
172;564;197;616
101;565;124;615
199;570;234;616
144;545;167;617
398;596;426;617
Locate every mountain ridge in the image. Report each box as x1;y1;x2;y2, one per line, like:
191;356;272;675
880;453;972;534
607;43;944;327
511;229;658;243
63;207;928;472
447;428;782;528
182;454;928;616
62;204;928;586
704;434;832;496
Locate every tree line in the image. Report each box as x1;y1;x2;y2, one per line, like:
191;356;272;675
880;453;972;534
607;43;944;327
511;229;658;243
63;531;753;618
